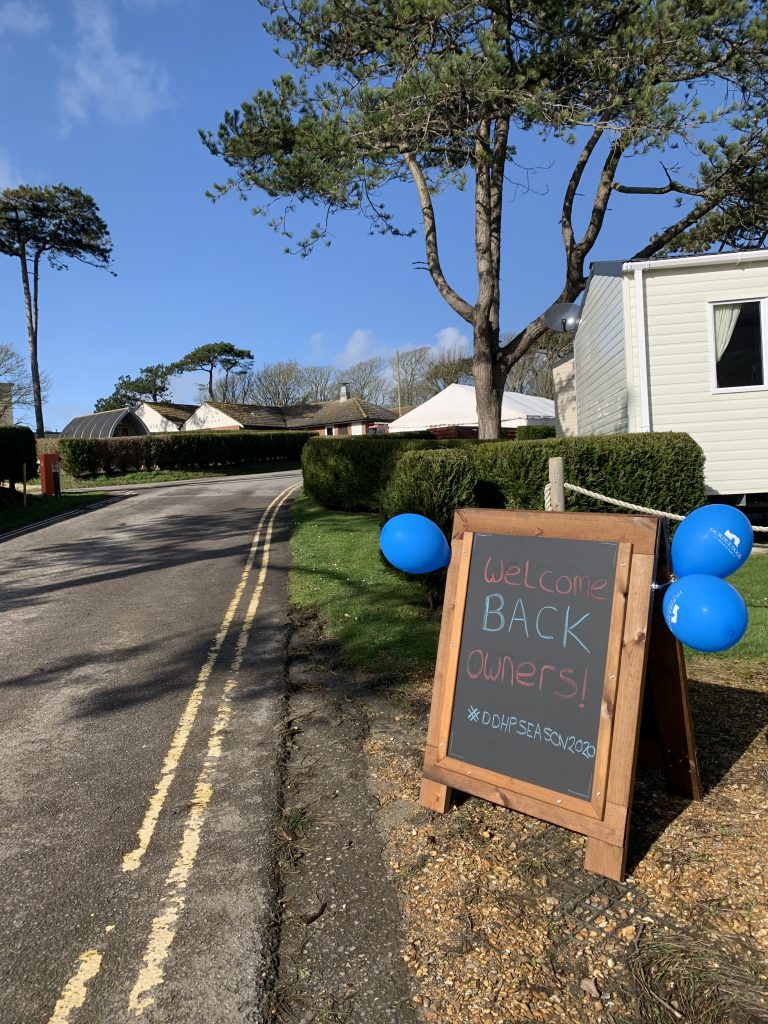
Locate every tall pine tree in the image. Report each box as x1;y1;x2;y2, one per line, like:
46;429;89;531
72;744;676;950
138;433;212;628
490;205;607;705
202;0;768;437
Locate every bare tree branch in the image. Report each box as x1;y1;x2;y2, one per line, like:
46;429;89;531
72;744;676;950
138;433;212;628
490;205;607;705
400;147;474;323
561;127;604;254
631;197;720;260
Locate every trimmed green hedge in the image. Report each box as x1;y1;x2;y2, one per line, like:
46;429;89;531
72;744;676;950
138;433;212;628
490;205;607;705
59;430;312;478
516;425;556;441
143;431;311;472
0;425;38;485
36;437;60;458
381;448;477;536
305;432;706;521
474;432;706;517
59;438;102;477
301;436;476;512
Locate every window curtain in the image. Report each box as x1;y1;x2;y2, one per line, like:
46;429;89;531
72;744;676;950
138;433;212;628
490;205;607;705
713;303;741;361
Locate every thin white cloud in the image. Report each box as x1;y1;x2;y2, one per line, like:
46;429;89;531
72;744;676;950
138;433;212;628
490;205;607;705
333;328;392;368
331;325;471;370
0;1;50;34
308;332;325;359
59;0;170;127
433;326;471;352
0;148;21;188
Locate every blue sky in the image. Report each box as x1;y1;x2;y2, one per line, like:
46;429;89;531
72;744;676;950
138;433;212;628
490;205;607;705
0;0;687;430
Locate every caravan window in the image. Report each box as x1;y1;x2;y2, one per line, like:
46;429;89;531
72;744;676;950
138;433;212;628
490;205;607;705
710;300;767;391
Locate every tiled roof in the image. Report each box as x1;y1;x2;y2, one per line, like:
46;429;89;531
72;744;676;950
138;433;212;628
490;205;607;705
284;398;396;427
199;398;396;429
143;402;198;426
206;403;287;428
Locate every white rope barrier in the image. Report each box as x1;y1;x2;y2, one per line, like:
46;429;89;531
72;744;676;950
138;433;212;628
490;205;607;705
561;481;768;533
563;483;685;520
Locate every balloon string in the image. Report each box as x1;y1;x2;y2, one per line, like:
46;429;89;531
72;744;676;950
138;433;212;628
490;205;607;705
651;575;677;591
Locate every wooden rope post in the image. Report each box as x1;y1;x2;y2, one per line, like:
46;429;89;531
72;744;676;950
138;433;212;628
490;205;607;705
548;457;565;512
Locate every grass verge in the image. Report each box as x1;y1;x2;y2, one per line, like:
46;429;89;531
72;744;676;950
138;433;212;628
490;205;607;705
60;459;301;489
289;495;768;679
687;552;768;677
289;493;440;678
0;491;111;535
626;931;766;1024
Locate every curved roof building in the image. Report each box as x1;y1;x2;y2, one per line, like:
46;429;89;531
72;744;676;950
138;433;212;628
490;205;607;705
60;408;149;439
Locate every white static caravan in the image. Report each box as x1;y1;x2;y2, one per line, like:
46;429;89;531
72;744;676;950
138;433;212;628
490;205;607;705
569;251;768;501
552;356;578;438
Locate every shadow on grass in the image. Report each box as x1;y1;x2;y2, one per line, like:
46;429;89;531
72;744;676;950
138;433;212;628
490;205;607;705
289;561;441;681
0;492;121;538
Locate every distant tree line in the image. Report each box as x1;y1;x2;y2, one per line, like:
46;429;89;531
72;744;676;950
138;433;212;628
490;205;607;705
93;332;572;413
213;341;475;409
227;333;569;408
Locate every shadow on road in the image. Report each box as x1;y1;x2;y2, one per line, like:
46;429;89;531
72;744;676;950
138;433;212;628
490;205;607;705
4;506;292;612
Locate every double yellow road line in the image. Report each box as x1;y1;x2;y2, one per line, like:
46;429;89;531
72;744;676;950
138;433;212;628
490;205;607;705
47;482;300;1024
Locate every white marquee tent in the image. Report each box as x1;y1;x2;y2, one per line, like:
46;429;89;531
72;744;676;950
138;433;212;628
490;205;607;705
388;383;555;433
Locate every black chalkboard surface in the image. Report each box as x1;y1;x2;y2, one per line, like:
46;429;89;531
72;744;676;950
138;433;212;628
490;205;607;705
447;532;618;801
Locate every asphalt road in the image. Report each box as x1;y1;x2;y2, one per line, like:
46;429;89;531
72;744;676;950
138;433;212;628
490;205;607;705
0;470;302;1024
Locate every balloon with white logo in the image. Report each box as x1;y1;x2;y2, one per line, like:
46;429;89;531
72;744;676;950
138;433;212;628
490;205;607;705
671;504;753;578
663;574;748;652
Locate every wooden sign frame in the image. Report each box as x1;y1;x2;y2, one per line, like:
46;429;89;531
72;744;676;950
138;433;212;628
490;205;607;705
420;509;701;881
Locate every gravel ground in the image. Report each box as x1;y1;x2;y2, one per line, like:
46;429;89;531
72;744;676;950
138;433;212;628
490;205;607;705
279;617;768;1024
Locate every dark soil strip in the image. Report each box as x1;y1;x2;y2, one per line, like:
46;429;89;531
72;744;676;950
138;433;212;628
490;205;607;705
268;615;421;1023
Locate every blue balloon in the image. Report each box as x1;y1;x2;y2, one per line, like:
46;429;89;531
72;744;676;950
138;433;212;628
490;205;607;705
380;514;451;574
663;574;748;652
672;504;752;578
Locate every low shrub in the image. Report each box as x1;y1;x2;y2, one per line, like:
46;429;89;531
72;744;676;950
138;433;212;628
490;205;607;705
516;425;556;441
36;437;60;458
59;430;311;477
59;438;102;478
110;437;149;473
302;431;706;521
381;448;477;537
0;425;38;485
146;434;178;470
474;432;706;517
301;436;475;512
302;436;431;511
168;430;311;468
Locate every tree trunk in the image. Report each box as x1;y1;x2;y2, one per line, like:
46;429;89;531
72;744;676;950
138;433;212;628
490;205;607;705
19;249;45;437
473;318;504;439
471;116;508;441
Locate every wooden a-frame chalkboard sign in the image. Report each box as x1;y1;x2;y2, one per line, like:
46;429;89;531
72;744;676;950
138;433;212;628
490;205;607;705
420;509;702;881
